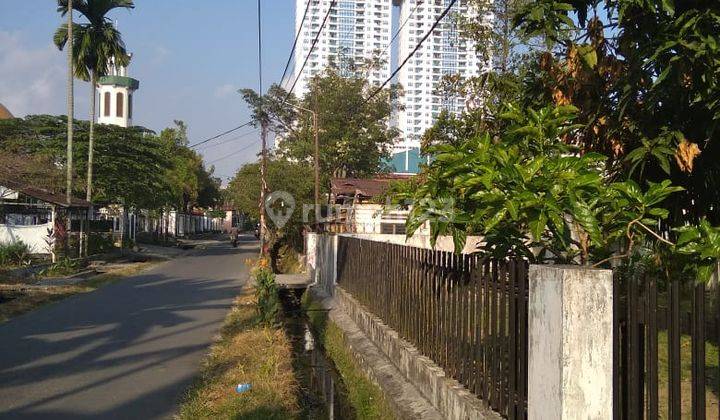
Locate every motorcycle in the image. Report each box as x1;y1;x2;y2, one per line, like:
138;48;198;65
229;229;240;247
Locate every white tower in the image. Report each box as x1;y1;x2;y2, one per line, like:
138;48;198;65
97;55;139;127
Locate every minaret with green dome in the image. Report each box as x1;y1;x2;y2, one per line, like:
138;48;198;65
97;54;139;128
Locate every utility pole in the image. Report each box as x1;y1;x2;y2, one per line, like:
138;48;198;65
257;0;268;256
259;119;268;255
66;0;74;205
313;95;320;209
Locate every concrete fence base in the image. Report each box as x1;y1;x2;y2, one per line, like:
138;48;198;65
335;287;501;420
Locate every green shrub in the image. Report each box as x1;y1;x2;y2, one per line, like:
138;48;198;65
88;234;115;255
41;258;80;277
0;242;31;267
253;265;279;325
273;244;303;274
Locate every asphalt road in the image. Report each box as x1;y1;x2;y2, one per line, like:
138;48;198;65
0;236;257;419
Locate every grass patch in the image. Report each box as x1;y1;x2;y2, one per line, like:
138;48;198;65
302;293;396;420
80;262;156;289
0;242;31;268
40;258;82;277
657;331;719;418
0;261;157;322
178;291;300;420
0;284;88;322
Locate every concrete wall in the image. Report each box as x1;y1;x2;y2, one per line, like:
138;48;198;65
307;232;499;419
308;234;617;419
528;265;613;420
343;233;484;254
335;287;500;420
166;212;222;236
0;222;52;254
306;232;337;297
352;204;383;233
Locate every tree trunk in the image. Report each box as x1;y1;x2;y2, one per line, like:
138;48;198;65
66;0;74;205
86;70;96;207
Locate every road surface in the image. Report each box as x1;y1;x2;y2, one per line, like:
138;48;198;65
0;236;256;419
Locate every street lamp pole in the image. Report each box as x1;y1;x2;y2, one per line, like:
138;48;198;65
281;101;319;209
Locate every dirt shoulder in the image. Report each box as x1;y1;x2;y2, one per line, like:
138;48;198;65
0;258;162;323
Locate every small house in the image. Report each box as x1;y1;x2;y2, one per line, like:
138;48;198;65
0;179;91;255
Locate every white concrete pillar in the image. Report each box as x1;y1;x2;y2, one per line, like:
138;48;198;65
528;265;613;420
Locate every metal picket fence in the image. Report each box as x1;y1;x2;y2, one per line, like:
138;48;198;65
614;274;720;419
336;236;529;419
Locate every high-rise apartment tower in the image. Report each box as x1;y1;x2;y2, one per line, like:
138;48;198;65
290;0;394;97
396;0;486;151
290;0;489;169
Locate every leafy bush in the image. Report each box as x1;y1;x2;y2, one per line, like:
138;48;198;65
87;234;115;255
41;258;80;277
406;104;720;281
252;260;279;325
0;242;31;267
272;243;303;274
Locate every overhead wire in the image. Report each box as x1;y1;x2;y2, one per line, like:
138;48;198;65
206;139;262;165
188;121;253;149
280;0;313;86
365;0;459;104
284;0;338;99
195;128;260;151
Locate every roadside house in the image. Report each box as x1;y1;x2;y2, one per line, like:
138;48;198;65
0;179;91;255
328;175;419;234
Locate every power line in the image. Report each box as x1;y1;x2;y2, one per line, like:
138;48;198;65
206;139;262;165
195;129;260;151
258;0;263;94
285;0;338;99
280;0;313;86
380;0;424;56
188;121;253;148
355;0;423;82
366;0;459;103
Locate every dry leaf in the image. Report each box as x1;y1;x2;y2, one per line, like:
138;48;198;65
611;137;624;157
675;139;701;172
552;88;571;106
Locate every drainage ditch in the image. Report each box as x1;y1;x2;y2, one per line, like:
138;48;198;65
279;289;356;420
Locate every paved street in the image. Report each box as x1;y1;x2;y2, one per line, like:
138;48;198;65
0;236;257;419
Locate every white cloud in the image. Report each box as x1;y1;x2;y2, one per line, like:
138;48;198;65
0;30;89;117
213;83;237;99
151;44;170;65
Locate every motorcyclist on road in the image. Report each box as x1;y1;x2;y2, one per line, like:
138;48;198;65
230;226;239;247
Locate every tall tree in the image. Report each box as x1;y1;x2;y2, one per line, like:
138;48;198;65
286;70;401;180
60;0;74;204
242;70;401;193
54;0;134;205
0;116;222;212
513;0;720;224
227;158;313;246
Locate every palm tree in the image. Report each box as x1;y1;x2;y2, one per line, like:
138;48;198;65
54;0;134;205
62;0;74;205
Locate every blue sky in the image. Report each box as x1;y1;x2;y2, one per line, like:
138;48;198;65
0;0;295;181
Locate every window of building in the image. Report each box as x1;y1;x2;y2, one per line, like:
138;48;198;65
116;92;124;118
128;94;133;119
103;92;111;116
